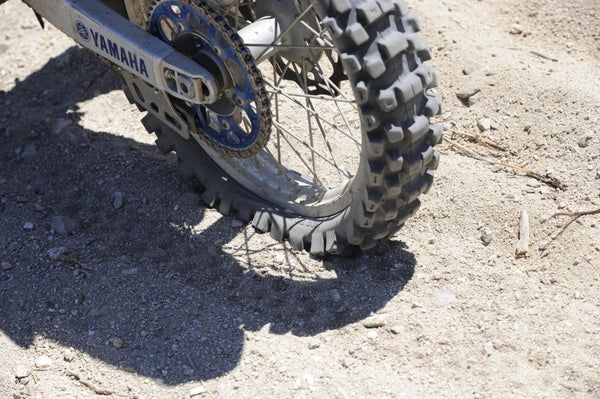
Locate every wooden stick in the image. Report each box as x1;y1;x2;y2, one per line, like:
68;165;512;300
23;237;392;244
516;208;530;257
445;137;565;190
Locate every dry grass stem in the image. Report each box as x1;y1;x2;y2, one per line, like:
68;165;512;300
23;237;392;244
445;137;565;190
65;370;115;396
545;208;600;221
516;208;530;257
449;128;507;152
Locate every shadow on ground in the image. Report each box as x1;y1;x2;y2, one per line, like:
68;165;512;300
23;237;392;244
0;47;417;383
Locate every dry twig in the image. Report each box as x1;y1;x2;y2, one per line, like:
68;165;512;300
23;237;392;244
445;137;565;190
58;254;95;272
584;258;600;276
449;128;507;152
544;208;600;222
530;50;558;62
65;370;114;396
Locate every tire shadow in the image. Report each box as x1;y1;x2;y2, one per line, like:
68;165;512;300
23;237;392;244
0;47;417;383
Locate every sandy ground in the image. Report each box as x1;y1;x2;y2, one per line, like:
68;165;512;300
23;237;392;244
1;0;599;398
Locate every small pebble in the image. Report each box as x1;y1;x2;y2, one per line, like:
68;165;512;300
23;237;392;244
363;314;387;328
468;94;480;107
462;63;477;75
308;338;321;349
183;365;195;376
1;261;11;271
390;325;403;335
432;289;457;308
15;364;29;379
23;222;34;230
47;247;67;260
189;386;207;397
113;192;124;209
35;355;53;369
577;135;592;148
483;342;494;356
109;338;124;349
63;349;76;362
480;227;493;246
456;86;480;100
51;215;78;236
477;118;492;132
367;330;378;339
510;24;523;34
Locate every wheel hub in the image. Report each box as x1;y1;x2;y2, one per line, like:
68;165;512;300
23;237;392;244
149;0;271;157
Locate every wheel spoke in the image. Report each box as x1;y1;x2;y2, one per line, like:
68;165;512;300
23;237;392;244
255;4;315;64
265;90;355;103
273;122;325;187
272;120;352;179
263;80;360;146
299;20;335;47
297;60;318;179
244;43;336;51
303;44;361;151
273;57;282;164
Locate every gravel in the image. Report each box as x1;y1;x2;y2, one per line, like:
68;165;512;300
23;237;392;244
1;1;599;398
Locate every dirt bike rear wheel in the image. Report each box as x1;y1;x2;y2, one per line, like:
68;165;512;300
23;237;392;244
125;0;442;255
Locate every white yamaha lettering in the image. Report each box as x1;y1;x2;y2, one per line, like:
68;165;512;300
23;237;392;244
89;29;149;78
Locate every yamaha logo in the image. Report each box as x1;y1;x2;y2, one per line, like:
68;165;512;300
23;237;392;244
75;20;90;42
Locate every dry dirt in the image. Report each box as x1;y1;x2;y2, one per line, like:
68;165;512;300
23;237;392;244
1;0;599;398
